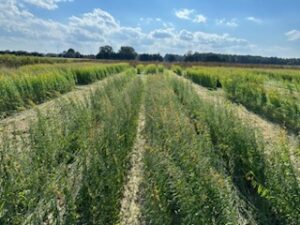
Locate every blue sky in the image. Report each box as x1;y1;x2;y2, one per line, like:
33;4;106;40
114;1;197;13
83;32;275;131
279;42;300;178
0;0;300;57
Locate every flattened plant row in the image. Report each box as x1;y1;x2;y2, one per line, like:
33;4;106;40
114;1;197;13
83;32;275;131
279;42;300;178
0;72;143;225
0;63;130;117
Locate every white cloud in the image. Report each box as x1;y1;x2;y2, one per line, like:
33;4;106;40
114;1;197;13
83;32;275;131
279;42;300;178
149;28;174;39
0;1;253;55
175;8;195;20
246;17;262;24
216;18;238;27
0;0;67;40
162;22;174;28
69;9;119;34
145;28;249;54
175;8;207;24
193;15;207;24
285;30;300;41
179;30;194;41
23;0;73;10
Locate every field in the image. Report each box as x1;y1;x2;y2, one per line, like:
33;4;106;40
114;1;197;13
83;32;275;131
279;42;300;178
0;58;299;225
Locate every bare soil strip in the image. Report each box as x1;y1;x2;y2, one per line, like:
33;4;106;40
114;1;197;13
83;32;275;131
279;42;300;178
119;102;145;225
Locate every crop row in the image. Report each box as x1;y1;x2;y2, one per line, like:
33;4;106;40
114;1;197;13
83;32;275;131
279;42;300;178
136;64;164;74
0;63;130;117
0;72;143;225
141;74;300;225
142;75;238;224
183;67;300;132
0;54;71;68
170;75;300;225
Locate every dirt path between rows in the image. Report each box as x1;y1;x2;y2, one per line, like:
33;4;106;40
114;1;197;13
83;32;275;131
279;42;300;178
178;75;300;179
119;80;145;225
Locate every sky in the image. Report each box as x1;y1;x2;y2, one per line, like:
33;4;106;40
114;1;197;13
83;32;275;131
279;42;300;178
0;0;300;58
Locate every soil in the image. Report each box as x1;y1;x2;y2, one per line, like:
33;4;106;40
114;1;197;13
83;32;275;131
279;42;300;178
119;90;145;225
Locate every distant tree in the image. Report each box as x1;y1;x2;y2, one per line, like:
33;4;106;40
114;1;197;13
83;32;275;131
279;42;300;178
164;54;184;62
96;45;115;59
31;52;43;57
45;53;58;57
138;53;163;62
117;46;137;60
74;51;82;58
2;47;300;65
62;48;82;58
164;54;176;62
84;54;96;59
65;48;75;57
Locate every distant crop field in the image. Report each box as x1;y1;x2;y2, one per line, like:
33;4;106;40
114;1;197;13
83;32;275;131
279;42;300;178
184;66;300;132
0;55;73;68
0;62;129;117
0;58;299;225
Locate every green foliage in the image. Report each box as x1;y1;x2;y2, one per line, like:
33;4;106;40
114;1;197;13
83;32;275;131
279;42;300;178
0;76;24;114
171;65;184;76
0;54;70;68
136;64;144;74
144;64;158;74
185;68;220;89
74;75;143;224
0;72;143;225
14;72;75;104
142;75;238;225
223;72;300;132
157;65;165;73
72;63;129;85
169;74;300;225
1;65;299;224
137;64;165;74
183;66;300;132
0;63;130;117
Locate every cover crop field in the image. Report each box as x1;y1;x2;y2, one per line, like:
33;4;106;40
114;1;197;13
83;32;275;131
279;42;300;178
0;59;299;225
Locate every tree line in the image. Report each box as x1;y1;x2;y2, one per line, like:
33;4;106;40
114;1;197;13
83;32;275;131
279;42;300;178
1;46;300;65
